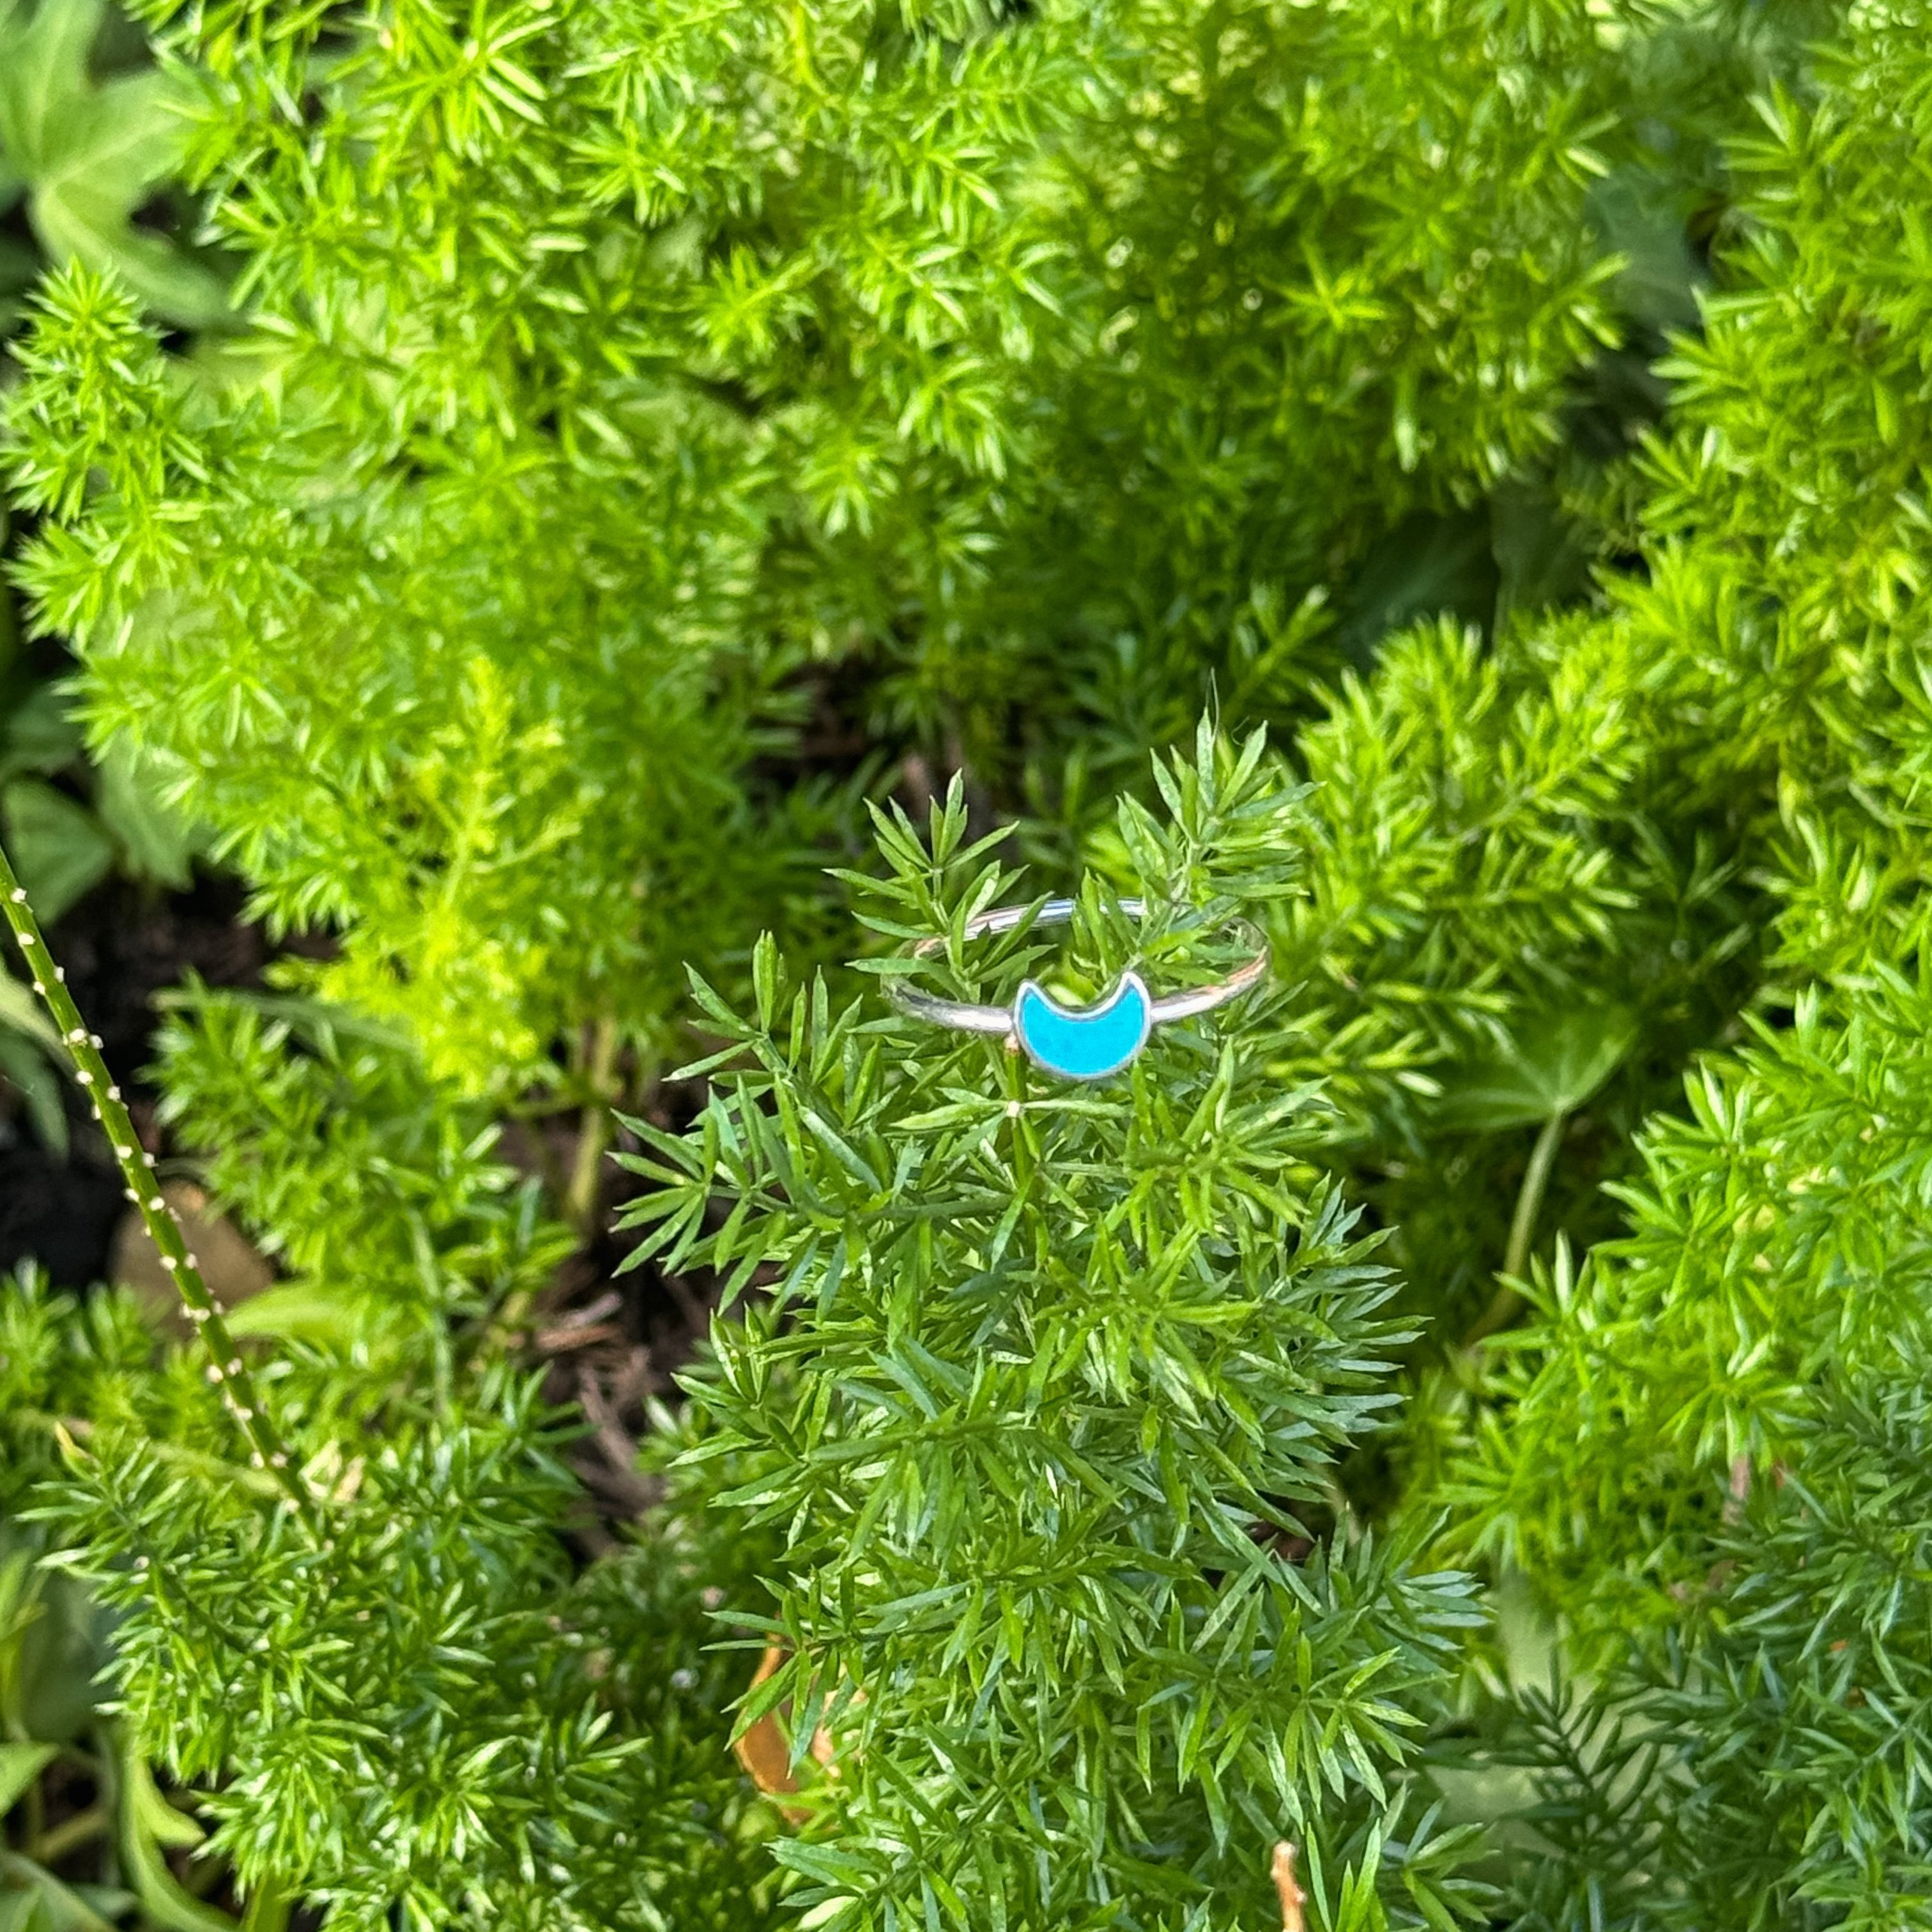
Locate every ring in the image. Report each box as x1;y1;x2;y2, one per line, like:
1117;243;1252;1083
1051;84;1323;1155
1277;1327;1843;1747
885;898;1269;1081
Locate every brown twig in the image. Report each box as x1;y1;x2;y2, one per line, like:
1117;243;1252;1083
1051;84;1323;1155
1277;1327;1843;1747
1273;1841;1307;1932
573;1363;658;1516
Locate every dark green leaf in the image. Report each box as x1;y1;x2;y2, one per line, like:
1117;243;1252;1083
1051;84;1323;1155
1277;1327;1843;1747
1;779;112;922
1437;1007;1637;1131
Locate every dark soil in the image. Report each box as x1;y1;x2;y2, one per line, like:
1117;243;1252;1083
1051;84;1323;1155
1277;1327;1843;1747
519;1104;730;1548
1;871;270;1287
1;868;719;1480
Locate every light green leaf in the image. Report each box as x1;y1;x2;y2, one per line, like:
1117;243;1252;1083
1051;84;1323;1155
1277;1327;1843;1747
0;1742;56;1815
0;1890;49;1932
1;779;114;923
127;1749;204;1851
0;0;102;178
0;4;226;324
222;1285;355;1344
1437;1006;1637;1131
118;1742;234;1932
30;173;226;325
32;68;178;186
64;1892;132;1923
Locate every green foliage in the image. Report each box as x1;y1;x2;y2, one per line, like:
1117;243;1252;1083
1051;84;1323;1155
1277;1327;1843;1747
0;0;213;1151
0;0;222;326
12;0;1932;1928
0;652;179;1156
37;1374;781;1932
0;962;68;1152
1437;7;1932;1915
0;1271;231;1932
3;1259;780;1932
150;989;575;1355
620;731;1485;1930
0;0;1715;1094
0;1267;158;1510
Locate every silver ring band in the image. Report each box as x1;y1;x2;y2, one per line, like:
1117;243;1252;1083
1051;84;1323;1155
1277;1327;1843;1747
885;898;1268;1078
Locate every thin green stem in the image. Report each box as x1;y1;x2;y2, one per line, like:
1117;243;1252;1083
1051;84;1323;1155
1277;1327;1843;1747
1464;1109;1565;1349
0;843;316;1524
564;1016;620;1234
30;1804;106;1867
22;1749;45;1850
240;1871;292;1932
1505;1109;1566;1284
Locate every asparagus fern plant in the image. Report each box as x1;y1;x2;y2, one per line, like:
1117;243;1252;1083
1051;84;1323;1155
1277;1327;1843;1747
620;732;1485;1930
6;0;1932;1928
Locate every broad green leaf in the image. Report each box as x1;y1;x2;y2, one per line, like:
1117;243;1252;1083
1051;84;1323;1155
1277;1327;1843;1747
1491;480;1591;625
4;1565;108;1743
1589;165;1704;335
63;1894;132;1924
0;967;61;1055
95;737;195;888
0;685;84;786
223;1284;356;1344
31;69;177;185
0;1742;56;1815
118;1742;234;1932
31;174;226;326
0;1853;113;1932
0;1023;67;1154
0;0;101;176
0;1890;50;1932
1437;1006;1637;1131
1335;508;1497;668
0;5;226;323
0;234;34;300
126;1749;204;1851
1;779;113;922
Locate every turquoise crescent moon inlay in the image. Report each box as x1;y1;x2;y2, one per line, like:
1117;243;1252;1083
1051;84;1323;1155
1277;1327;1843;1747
1012;972;1153;1080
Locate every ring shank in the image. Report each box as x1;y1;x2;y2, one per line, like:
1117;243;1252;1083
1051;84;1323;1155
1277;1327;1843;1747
889;898;1266;1032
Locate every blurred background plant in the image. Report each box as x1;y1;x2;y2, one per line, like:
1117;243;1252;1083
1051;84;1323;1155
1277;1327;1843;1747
0;0;228;1276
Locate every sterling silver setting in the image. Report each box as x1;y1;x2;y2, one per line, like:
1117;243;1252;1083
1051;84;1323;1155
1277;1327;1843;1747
884;898;1268;1081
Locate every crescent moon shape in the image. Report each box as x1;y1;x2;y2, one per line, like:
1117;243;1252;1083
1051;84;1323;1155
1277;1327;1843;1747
1013;972;1153;1080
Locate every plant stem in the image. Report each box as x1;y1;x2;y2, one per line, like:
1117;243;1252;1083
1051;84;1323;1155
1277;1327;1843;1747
240;1872;292;1932
1465;1108;1565;1349
31;1804;107;1866
23;1752;44;1850
0;844;316;1524
564;1016;620;1233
